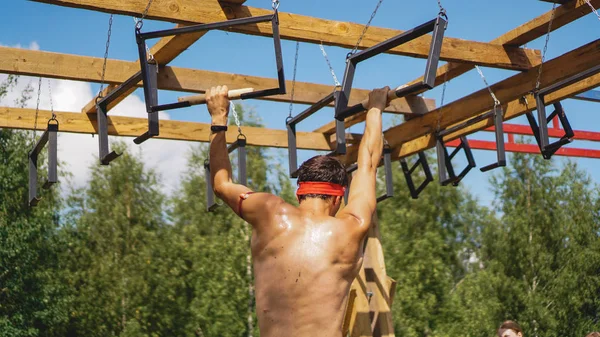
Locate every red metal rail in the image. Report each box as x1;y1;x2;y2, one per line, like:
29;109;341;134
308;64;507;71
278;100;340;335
446;116;600;159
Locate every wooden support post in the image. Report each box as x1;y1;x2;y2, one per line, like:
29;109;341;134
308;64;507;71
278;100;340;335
315;0;600;135
0;47;433;115
342;213;396;337
31;0;540;71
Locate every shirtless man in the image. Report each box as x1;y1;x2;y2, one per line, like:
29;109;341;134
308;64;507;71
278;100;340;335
207;85;390;337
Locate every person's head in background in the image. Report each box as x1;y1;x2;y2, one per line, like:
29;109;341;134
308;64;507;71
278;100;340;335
586;332;600;337
497;321;523;337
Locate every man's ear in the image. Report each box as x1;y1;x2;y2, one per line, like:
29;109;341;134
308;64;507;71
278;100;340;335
517;333;523;337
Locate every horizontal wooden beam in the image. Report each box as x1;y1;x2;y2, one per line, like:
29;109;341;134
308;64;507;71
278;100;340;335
0;47;433;114
339;38;600;164
0;107;334;151
391;70;600;161
31;0;541;71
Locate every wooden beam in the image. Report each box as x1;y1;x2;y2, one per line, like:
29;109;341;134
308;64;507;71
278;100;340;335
339;38;600;164
0;107;334;151
390;69;600;161
0;47;433;114
316;0;600;136
31;0;541;71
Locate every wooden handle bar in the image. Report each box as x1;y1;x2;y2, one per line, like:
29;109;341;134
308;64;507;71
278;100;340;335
358;84;409;109
178;88;255;106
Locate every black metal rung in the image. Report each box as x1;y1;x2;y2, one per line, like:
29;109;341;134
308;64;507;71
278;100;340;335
228;138;248;186
134;11;286;127
400;151;433;199
287;92;338;178
480;105;506;172
29;122;59;207
334;14;447;155
529;99;574;159
436;136;476;187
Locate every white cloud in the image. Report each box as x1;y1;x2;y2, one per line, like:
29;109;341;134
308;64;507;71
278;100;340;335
1;41;192;197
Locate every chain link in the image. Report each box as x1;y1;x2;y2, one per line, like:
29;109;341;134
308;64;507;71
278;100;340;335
475;66;500;106
231;102;243;136
437;0;447;17
32;77;42;147
272;0;280;10
435;70;449;133
584;0;600;21
319;42;341;88
348;0;385;58
288;41;300;119
535;2;557;92
47;78;56;120
98;14;113;99
134;0;154;30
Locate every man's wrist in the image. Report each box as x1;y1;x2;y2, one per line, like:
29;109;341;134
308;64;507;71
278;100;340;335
211;116;228;126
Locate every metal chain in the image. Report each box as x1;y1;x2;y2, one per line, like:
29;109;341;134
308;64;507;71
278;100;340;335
475;66;500;106
98;14;113;99
288;41;300;119
584;0;600;21
272;0;280;10
32;77;42;147
134;0;154;30
437;0;447;17
133;0;155;61
348;0;385;58
535;2;557;91
435;70;449;133
47;79;56;120
319;42;341;87
231;102;244;136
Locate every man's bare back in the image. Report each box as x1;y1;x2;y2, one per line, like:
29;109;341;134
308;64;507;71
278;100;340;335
251;202;364;337
206;85;389;336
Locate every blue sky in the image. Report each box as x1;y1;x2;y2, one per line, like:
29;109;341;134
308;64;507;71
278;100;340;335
1;0;599;205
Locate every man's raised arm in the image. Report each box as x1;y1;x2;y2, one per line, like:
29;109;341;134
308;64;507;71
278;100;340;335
207;86;281;225
338;87;390;235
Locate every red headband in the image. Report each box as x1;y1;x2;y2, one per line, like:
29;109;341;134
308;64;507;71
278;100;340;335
296;182;345;197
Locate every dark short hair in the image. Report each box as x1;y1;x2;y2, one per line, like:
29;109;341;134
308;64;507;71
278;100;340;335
498;321;523;336
296;155;347;202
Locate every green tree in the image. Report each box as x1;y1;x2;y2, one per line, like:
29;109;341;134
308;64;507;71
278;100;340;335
376;151;496;337
444;153;600;337
0;75;69;337
60;143;167;336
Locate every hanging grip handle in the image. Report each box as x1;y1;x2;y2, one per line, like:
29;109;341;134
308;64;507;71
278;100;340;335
178;88;255;106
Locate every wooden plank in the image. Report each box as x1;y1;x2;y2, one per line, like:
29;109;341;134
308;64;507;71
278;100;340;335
31;0;541;71
339;38;600;164
317;0;600;136
0;47;432;114
0;107;333;151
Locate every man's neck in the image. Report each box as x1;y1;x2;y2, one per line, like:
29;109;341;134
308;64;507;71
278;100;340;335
298;198;334;217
